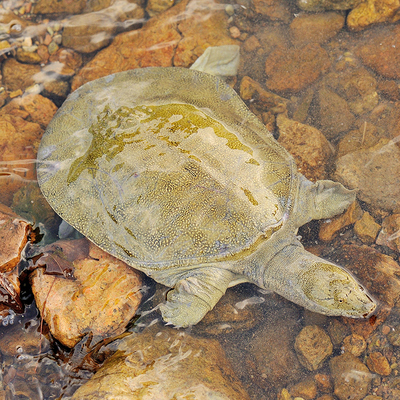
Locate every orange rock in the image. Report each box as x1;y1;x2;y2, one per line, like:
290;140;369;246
0;203;31;273
1;93;58;128
319;201;363;242
0;114;43;206
174;10;237;67
277;114;333;181
30;240;143;348
2;58;41;92
265;43;331;94
71;0;187;90
72;0;237;90
366;351;391;376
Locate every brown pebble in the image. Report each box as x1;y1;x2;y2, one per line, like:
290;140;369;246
314;373;332;393
229;26;241;39
43;33;52;46
367;352;391;376
354;211;381;244
382;325;391;335
342;334;367;357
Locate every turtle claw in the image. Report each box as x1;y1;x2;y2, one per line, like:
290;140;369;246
159;288;210;328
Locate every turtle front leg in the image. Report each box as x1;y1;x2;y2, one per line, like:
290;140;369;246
159;267;235;328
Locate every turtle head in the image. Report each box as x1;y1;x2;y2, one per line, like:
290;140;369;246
299;262;377;318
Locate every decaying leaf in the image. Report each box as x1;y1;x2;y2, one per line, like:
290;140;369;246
28;238;90;279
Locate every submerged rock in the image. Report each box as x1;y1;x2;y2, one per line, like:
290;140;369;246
353;211;381;245
72;0;236;89
277;114;333;181
30;240;143;348
314;86;355;140
330;352;372;400
335;138;400;213
289;12;345;47
265;43;331;94
376;214;400;252
247;304;303;390
32;0;87;14
62;2;145;53
297;0;363;11
2;58;41;92
347;0;400;31
356;24;400;80
71;324;251;399
294;325;333;371
252;0;293;23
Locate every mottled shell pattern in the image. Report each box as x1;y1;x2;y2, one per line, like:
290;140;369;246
37;67;296;270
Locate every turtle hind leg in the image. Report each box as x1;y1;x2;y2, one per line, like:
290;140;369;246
159;267;235;328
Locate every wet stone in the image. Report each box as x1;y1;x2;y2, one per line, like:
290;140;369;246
377;79;400;102
347;0;400;31
2;58;41;92
277;114;333;181
252;0;293;23
71;0;186;89
341;334;367;356
0;315;50;356
376;214;400;253
356;24;400;80
49;48;83;74
327;318;351;347
319;200;363;242
314;86;355;140
62;13;117;54
289;377;318;400
239;75;288;112
354;212;381;245
336;123;381;158
265;44;331;95
194;287;264;336
294;325;333;371
32;0;87;14
146;0;174;16
11;182;59;234
277;388;292;400
387;324;400;346
297;0;363;11
1;93;58;129
366;351;391;376
335;139;400;213
314;373;332;393
71;324;251;399
30;240;143;348
316;395;335;400
330;352;372;400
173;9;237;68
247;304;303;390
16;47;43;64
323;68;379;116
289;12;345;47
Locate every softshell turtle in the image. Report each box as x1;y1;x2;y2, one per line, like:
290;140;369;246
37;67;376;327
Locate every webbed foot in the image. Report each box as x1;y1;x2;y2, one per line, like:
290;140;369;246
159;267;234;328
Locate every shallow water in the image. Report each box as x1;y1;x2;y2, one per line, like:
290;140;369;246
0;0;400;399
